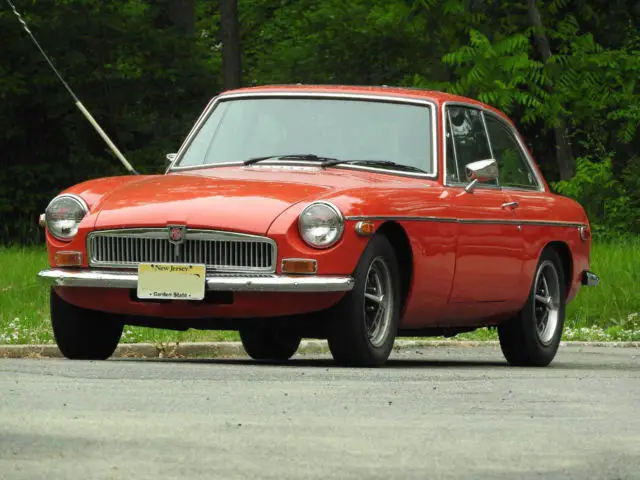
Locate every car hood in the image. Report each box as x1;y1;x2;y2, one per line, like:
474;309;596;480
92;166;373;235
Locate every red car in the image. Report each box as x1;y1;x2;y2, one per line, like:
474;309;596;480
38;85;599;367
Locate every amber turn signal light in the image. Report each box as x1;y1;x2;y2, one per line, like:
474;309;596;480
281;258;318;274
55;251;83;267
355;221;375;236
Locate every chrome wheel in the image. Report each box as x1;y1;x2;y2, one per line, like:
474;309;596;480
363;257;394;348
533;260;561;345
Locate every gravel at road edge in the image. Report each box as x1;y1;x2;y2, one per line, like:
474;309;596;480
0;339;638;359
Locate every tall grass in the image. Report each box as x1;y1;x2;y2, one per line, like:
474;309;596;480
566;238;640;328
1;240;638;344
0;246;51;343
0;246;237;344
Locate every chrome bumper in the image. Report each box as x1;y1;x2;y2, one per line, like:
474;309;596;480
38;269;355;293
581;270;600;287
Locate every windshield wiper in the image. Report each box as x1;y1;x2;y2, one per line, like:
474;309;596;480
322;159;428;173
243;154;340;165
243;155;428;174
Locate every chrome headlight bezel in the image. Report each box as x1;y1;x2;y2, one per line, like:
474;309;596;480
298;201;344;249
45;194;89;241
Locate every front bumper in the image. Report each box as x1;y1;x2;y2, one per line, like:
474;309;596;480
38;269;355;293
581;270;600;287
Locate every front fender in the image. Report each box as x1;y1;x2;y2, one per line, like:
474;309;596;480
266;200;371;276
43;175;154;266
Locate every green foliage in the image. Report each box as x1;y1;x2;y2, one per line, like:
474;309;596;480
0;0;639;243
240;0;445;86
434;14;640;146
438;29;547;116
552;155;638;238
0;0;221;244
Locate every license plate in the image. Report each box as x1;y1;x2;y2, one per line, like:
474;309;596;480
137;263;206;301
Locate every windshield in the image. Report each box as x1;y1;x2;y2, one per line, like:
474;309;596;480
175;97;434;174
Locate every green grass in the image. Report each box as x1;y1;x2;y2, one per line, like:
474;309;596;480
1;240;638;345
0;245;239;345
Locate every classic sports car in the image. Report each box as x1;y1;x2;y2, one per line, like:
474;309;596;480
38;85;599;367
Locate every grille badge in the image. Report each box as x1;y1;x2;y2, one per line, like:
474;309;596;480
167;225;186;258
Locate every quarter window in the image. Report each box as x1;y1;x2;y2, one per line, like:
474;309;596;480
484;116;538;189
445;106;493;184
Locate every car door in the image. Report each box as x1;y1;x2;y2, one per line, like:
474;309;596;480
482;113;554;301
443;105;525;315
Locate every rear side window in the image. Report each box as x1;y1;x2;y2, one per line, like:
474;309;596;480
484;115;538;189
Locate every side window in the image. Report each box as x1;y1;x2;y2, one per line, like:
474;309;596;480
446;106;493;185
484;116;538;189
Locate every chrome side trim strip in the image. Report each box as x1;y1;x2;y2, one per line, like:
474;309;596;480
346;215;457;223
166;91;439;180
344;215;586;228
38;269;355;293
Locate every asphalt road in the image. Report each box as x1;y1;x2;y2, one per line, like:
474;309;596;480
1;346;639;480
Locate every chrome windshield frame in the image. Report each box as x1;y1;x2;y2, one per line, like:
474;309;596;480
166;91;439;180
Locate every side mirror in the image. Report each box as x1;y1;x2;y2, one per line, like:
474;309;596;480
165;153;177;167
464;159;499;192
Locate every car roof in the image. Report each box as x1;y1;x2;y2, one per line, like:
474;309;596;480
220;84;510;121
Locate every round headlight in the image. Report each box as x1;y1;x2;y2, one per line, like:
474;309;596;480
45;194;88;241
298;202;344;248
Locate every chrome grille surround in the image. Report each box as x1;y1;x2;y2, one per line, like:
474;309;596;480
87;228;277;273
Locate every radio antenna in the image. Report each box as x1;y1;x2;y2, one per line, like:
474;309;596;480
5;0;139;175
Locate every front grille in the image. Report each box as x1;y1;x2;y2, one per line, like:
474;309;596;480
87;229;276;273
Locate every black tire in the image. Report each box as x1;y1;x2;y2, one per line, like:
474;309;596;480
327;234;401;367
50;288;124;360
498;248;566;367
239;327;301;361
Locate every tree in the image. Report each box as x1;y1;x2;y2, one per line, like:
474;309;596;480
167;0;196;35
219;0;241;89
526;0;574;180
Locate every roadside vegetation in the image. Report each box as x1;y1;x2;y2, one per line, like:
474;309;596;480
1;239;638;345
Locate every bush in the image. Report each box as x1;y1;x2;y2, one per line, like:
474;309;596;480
551;156;638;239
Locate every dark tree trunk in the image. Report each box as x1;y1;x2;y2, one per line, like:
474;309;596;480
219;0;242;90
167;0;195;35
526;0;574;180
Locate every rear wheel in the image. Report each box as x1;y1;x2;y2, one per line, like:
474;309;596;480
327;234;401;367
498;248;566;367
50;288;124;360
239;327;301;361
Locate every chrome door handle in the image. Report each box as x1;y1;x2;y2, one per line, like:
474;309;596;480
501;201;519;209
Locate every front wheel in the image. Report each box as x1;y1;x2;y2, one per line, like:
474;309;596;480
498;248;566;367
327;234;401;367
239;327;301;361
50;288;124;360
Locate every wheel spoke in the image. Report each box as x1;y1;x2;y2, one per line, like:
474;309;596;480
535;294;552;307
541;275;550;296
373;271;382;294
373;305;384;332
369;307;383;334
365;292;384;304
537;314;547;333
